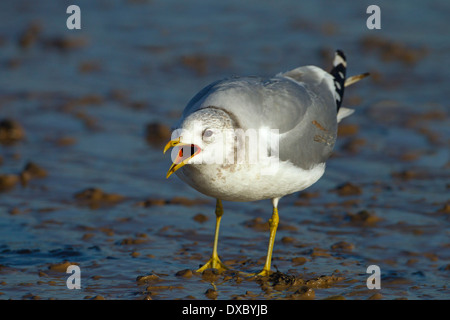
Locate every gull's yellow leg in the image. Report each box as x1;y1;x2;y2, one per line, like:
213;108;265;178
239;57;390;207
257;198;280;276
196;199;229;273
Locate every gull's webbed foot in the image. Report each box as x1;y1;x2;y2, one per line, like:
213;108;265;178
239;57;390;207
196;255;229;273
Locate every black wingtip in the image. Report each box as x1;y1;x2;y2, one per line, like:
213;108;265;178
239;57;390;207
330;50;347;111
336;49;346;61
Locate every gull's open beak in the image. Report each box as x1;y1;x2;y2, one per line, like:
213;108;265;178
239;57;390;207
163;137;201;178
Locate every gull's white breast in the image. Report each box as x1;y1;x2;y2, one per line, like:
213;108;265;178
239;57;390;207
176;161;325;202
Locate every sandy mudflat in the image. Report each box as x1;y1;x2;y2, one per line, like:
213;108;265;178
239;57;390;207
0;0;449;300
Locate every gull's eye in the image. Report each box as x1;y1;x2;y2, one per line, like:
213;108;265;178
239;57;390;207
202;129;214;141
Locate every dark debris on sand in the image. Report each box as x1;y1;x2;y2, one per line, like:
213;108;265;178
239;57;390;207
134;267;346;300
0;119;25;145
74;187;125;209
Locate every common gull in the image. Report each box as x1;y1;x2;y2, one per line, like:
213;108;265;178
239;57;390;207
164;50;368;275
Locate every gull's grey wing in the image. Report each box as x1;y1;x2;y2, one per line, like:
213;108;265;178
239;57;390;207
184;76;310;132
276;66;339;169
181;66;339;169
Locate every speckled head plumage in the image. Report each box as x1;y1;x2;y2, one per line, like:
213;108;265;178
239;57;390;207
164;107;239;178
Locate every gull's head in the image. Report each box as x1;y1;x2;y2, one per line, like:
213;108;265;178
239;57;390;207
163;107;236;178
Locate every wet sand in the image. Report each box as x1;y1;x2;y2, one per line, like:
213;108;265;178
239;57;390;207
0;1;449;300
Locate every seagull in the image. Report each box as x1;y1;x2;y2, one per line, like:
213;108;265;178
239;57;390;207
164;50;368;276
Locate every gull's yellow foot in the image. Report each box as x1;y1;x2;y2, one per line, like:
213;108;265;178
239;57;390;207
196;255;229;273
239;268;271;278
255;268;272;277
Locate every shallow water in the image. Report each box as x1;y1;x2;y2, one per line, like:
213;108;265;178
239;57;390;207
0;0;449;300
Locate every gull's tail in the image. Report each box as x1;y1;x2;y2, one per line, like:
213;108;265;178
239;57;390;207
330;50;370;122
330;50;347;111
345;73;370;87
